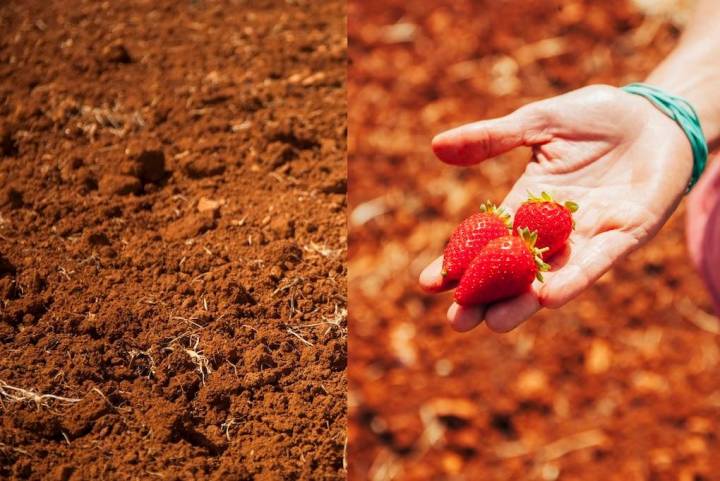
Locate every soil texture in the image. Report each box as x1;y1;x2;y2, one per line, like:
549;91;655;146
0;1;346;480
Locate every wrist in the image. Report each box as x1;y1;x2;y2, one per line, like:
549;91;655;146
645;45;720;149
621;82;708;191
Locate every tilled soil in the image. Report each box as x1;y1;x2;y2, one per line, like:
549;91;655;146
349;1;720;480
0;1;346;480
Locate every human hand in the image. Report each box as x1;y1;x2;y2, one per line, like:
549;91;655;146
419;85;694;332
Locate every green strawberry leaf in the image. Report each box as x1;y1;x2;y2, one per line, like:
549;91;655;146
564;200;579;213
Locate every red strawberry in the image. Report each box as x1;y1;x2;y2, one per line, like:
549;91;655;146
513;192;578;258
454;228;549;306
442;202;511;282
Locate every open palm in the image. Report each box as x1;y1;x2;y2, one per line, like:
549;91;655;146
420;85;694;332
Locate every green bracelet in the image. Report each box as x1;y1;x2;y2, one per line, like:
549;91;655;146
622;82;707;191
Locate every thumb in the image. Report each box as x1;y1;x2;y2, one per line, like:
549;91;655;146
431;105;550;166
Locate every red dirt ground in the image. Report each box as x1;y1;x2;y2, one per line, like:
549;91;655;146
0;1;346;480
349;1;720;480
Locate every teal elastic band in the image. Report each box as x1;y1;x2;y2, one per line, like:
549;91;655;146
622;83;707;191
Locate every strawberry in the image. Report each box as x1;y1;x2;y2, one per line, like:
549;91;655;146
513;192;578;258
442;202;511;282
454;228;549;306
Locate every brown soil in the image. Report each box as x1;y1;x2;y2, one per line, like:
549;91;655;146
0;1;346;480
349;1;720;480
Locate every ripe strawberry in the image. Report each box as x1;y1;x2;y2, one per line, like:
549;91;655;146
442;202;511;282
513;192;578;258
454;228;549;306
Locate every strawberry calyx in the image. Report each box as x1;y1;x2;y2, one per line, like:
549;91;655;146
525;191;554;204
517;227;551;282
479;200;511;228
564;200;579;213
526;191;579;228
526;191;579;213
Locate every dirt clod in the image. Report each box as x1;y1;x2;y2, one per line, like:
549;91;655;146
0;253;15;275
84;230;111;247
136;149;166;183
0;186;23;209
103;43;132;64
98;174;141;196
181;156;226;178
1;127;18;157
197;197;224;215
162;213;216;241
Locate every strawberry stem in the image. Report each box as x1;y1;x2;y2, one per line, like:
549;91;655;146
517;227;551;282
479;200;511;228
525;191;580;214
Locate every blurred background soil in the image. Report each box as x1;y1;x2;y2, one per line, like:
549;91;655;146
0;1;346;479
348;0;720;479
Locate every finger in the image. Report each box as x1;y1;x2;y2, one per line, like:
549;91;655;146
419;255;457;293
447;302;485;332
538;231;636;308
431;107;549;166
485;291;541;332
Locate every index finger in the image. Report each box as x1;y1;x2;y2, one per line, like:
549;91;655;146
419;255;457;293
